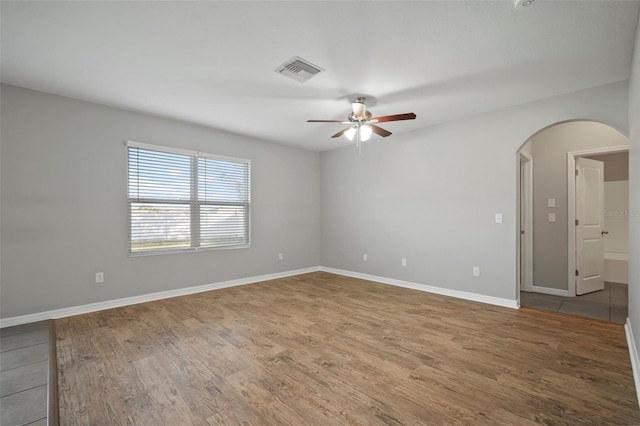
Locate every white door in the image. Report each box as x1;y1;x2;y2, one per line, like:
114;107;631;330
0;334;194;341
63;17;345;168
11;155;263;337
575;157;605;295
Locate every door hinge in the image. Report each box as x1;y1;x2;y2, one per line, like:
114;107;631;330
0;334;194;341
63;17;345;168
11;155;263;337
575;169;579;176
575;269;579;277
575;219;579;226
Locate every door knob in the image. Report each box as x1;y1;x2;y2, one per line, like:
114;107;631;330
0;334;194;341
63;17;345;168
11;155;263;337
601;230;609;236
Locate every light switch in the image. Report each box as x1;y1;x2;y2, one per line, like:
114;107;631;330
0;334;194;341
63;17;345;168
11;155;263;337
495;213;503;224
548;213;556;223
548;198;556;208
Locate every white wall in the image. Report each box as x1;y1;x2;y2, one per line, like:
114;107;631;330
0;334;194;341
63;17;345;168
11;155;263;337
628;9;640;375
0;84;321;319
321;81;629;301
529;122;628;290
604;180;629;255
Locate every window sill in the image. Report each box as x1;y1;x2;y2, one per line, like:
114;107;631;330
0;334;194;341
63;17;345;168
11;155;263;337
128;243;251;257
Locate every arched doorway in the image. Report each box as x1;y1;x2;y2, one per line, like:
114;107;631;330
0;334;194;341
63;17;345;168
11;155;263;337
516;120;629;322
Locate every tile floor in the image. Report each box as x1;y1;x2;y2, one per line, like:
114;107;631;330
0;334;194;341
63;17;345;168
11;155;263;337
0;321;49;426
521;282;628;323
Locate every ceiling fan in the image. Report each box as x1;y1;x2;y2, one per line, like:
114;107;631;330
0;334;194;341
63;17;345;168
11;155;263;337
307;97;416;148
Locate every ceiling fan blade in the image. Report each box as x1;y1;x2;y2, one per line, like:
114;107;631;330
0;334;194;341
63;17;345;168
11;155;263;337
307;119;345;123
370;124;392;137
371;113;416;123
331;127;353;138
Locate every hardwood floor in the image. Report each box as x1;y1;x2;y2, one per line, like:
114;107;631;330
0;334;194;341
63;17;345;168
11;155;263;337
54;272;640;425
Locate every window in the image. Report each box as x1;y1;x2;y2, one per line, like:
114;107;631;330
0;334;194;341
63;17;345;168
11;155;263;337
127;141;250;255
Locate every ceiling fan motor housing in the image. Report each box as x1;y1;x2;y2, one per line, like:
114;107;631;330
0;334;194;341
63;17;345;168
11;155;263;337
348;111;372;122
352;97;367;120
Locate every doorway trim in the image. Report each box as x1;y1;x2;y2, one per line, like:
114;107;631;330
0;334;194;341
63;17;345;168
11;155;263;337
519;151;533;292
566;144;629;297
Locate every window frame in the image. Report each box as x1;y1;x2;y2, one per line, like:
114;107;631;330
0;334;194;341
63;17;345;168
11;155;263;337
126;140;251;256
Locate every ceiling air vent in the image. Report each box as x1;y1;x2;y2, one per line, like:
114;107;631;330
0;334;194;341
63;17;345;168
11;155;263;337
275;56;324;83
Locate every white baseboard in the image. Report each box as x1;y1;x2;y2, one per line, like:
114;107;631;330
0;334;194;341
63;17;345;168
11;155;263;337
0;267;321;328
1;265;522;328
625;319;640;409
320;267;519;309
530;285;570;297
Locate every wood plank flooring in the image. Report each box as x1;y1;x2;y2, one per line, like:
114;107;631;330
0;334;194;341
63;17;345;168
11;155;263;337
54;272;640;425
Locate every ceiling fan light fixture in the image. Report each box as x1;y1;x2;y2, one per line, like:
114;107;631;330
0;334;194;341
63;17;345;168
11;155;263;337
360;124;372;141
344;127;357;141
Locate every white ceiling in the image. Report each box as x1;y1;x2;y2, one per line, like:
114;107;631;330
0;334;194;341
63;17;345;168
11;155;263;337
2;1;639;151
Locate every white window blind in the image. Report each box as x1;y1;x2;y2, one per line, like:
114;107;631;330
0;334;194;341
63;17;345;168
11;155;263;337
127;141;250;254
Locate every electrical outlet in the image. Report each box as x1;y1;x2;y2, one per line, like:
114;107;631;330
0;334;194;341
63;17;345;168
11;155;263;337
363;254;368;261
473;267;480;277
495;213;503;224
278;252;284;260
401;258;407;267
95;272;104;283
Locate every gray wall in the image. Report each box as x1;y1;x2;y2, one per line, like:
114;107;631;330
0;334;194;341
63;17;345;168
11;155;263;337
0;79;634;319
628;10;640;371
0;84;321;318
321;81;629;301
530;122;628;290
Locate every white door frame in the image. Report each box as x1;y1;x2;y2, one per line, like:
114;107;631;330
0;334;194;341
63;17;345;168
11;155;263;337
519;151;534;292
566;145;628;297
